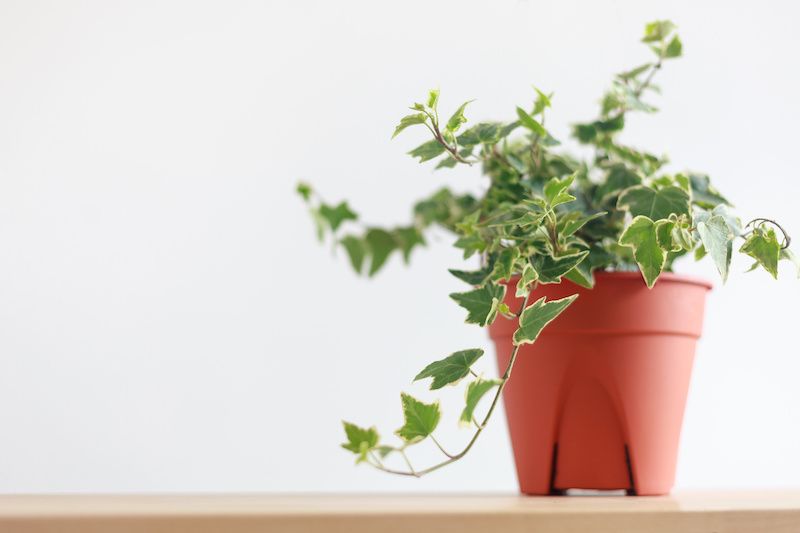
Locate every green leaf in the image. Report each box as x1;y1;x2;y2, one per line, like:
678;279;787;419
319;201;358;231
689;174;731;209
376;445;395;458
694;245;707;260
341;421;379;463
449;261;495;286
655;219;681;252
460;379;501;424
564;261;594;289
427;88;440;109
513;294;579;345
561;211;607;237
516;106;547;136
296;182;312;201
340;235;366;273
446;100;475;132
408;139;446;162
491;248;520;282
456;122;504;147
531;251;589;284
532;87;553;114
543;174;576;208
414;348;484;390
618;63;653;81
392;113;428;139
450;283;506;327
665;35;682;58
618;215;666;288
696;215;733;282
596;114;625;133
395;393;441;443
516;262;539;297
642;20;676;43
394;227;425;263
617;185;690;220
596;164;643;201
453;233;486;259
365;228;397;276
740;228;781;279
310;207;326;241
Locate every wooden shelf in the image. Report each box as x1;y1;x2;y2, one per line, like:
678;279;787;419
0;492;799;532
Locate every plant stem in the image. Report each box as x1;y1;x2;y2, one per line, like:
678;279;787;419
745;217;792;249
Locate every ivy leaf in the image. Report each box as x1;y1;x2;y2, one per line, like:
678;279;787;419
642;20;676;43
446;100;475;132
543;174;576;208
516;263;539;297
513;294;579;346
454;233;486;259
697;215;733;282
450;283;506;327
740;228;781;279
414;348;484;390
340;235;366;273
664;35;683;58
595;164;643;201
618;63;653;81
689;174;731;209
563;261;594;289
561;211;607;237
531;251;589;284
532;87;553;114
296;182;312;201
409;139;446;162
365;228;397;276
516;107;547;136
456;122;504;147
449;261;495;286
460;379;501;424
392;113;428;139
427;89;440;109
491;248;520;282
319;201;358;232
309;207;326;241
341;421;380;463
655;219;681;252
618;215;666;288
395;393;441;443
617;185;690;220
394;227;425;263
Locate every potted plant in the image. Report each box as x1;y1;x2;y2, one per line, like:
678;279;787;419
297;21;796;495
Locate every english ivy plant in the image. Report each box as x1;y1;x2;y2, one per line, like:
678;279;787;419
298;21;797;477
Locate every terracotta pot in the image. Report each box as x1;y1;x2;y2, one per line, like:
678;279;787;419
488;271;711;496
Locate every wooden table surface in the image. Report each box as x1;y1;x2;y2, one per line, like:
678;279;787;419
0;492;799;533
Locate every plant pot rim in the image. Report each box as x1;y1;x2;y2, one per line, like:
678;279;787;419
507;270;713;291
592;271;713;290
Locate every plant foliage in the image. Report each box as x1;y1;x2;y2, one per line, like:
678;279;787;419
298;21;794;478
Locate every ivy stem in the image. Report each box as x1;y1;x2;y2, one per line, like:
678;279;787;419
429;119;475;166
430;435;455;459
745;217;792;249
366;288;535;478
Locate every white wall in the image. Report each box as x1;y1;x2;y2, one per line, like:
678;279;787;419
0;0;798;493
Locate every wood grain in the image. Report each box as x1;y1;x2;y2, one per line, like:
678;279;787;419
0;492;798;533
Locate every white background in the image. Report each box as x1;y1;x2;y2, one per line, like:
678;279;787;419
1;0;798;493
